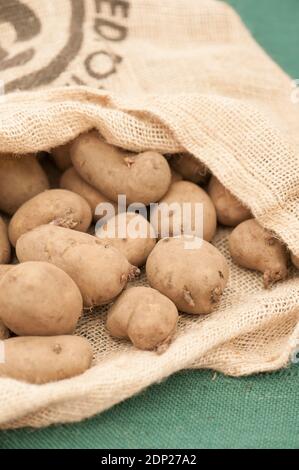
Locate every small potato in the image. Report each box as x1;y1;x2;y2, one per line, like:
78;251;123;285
169;153;209;184
96;212;156;266
0;336;93;384
208;176;251;226
229;219;288;287
60;167;117;221
0;154;49;214
0;217;10;264
9;189;92;246
0;320;9;340
146;237;229;314
16;225;139;307
151;181;217;241
291;253;299;270
107;286;178;351
51;143;72;171
71;131;172;205
0;262;83;336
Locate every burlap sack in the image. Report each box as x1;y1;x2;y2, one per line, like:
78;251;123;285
0;0;298;429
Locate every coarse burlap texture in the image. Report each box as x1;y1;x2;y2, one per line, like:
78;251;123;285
0;0;298;429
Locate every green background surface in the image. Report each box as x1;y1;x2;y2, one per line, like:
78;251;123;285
1;0;299;449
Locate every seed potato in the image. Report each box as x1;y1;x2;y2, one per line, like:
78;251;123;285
0;336;93;384
9;189;92;246
107;286;178;351
71;131;172;205
146;236;229;314
229;219;288;287
0;262;83;336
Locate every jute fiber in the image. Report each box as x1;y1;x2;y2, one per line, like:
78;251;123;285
0;0;298;428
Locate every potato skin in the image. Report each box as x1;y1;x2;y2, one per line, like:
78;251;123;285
146;237;229;314
16;225;139;307
60;167;117;221
151;181;217;241
229;219;288;287
291;254;299;270
97;212;156;267
71;131;172;205
0;262;83;336
0;265;13;280
0;154;49;215
107;286;178;351
170;153;209;184
208;176;251;227
0;336;93;384
51;143;72;171
9;189;92;246
0;217;10;264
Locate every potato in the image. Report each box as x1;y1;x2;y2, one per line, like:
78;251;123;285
96;212;156;266
169;153;209;184
51;143;72;171
0;262;83;336
291;253;299;270
0;217;10;264
229;219;288;287
151;181;217;241
16;225;139;307
0;320;9;340
208;176;251;226
60;167;117;221
9;189;92;246
71;131;172;205
107;287;178;351
0;336;92;384
0;154;49;215
146;236;229;314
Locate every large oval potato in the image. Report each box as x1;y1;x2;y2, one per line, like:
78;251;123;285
51;143;72;171
0;265;13;280
9;189;92;246
0;262;83;336
60;167;117;221
96;212;156;266
208;176;251;226
0;217;10;264
0;336;93;384
0;154;49;214
16;225;139;307
71;131;172;205
229;219;288;287
146;236;229;314
169;153;209;184
107;286;178;351
151;181;217;241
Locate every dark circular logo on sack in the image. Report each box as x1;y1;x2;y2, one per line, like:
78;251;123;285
0;0;84;92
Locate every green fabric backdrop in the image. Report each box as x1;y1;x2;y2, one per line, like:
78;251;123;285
1;0;299;449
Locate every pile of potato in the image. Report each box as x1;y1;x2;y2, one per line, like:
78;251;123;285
0;131;296;384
